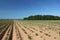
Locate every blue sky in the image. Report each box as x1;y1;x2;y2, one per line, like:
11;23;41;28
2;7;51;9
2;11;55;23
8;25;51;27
0;0;60;19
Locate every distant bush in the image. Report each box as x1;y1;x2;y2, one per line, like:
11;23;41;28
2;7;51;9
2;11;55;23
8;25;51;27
24;15;60;20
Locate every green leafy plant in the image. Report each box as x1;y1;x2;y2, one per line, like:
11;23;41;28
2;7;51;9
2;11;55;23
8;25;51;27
22;28;27;34
35;33;38;36
28;35;32;40
59;31;60;36
24;26;34;33
45;33;51;37
40;31;43;33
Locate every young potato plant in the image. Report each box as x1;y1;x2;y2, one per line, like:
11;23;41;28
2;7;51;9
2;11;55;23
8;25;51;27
28;35;32;40
24;26;34;33
35;33;38;36
16;33;20;39
0;24;7;32
22;28;27;34
44;33;51;37
40;31;43;33
5;27;11;40
30;27;38;31
59;31;60;36
22;26;32;40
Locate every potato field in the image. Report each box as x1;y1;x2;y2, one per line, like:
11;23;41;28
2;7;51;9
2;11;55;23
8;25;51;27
0;20;60;40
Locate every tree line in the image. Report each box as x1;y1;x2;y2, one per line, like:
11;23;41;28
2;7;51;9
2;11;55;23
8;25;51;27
23;15;60;20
